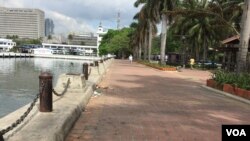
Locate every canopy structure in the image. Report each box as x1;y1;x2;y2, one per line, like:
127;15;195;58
219;35;250;71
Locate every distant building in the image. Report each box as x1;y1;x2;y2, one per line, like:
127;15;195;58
68;33;97;46
45;18;54;36
96;23;108;54
0;38;16;52
0;6;45;39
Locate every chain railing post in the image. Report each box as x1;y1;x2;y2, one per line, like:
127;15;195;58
94;61;99;67
39;72;53;112
0;133;4;141
83;63;89;80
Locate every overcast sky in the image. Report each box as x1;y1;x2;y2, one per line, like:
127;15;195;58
1;0;139;35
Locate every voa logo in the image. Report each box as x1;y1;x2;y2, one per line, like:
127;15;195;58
226;129;246;136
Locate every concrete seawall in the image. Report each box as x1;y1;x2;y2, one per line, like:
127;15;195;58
0;58;114;141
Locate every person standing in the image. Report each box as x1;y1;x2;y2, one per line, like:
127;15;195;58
129;55;133;63
190;58;195;69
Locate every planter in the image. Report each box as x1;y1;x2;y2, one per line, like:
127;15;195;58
207;79;250;100
207;79;216;88
160;67;176;71
223;84;236;95
206;79;223;90
235;87;250;99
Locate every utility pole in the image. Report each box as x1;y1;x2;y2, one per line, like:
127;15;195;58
117;11;120;30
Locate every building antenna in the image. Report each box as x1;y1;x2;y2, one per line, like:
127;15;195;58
117;11;120;30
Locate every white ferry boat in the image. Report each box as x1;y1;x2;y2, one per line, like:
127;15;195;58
32;48;53;55
0;38;16;52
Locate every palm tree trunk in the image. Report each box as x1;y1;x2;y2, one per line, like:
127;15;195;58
203;38;207;63
139;41;142;59
160;14;168;65
196;48;199;61
133;46;138;60
144;34;148;60
148;21;153;61
237;0;250;72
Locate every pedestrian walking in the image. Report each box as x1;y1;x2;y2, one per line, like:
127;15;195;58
190;58;195;69
129;55;133;63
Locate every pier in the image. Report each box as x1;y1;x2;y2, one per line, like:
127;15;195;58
0;53;33;58
0;52;103;60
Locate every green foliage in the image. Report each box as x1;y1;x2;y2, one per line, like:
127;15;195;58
6;35;19;40
99;28;133;57
9;47;19;52
212;70;250;90
15;39;41;46
138;60;175;68
166;30;181;52
68;34;73;40
80;41;86;45
151;36;160;54
48;35;52;40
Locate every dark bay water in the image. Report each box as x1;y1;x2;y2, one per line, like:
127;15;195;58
0;58;87;118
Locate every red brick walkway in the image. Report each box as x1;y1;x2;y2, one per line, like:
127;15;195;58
66;60;250;141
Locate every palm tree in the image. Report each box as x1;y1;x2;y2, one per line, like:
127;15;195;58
134;6;149;60
169;0;242;63
237;0;250;72
134;0;159;61
147;0;179;64
129;22;139;59
146;0;159;61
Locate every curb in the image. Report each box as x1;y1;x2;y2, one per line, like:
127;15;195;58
0;59;114;141
201;85;250;105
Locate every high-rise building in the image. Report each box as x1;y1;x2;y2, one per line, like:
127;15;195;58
45;18;54;37
68;33;97;46
0;6;45;39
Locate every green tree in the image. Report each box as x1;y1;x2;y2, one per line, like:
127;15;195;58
47;35;52;43
80;41;86;45
68;34;73;44
99;28;133;58
48;35;52;40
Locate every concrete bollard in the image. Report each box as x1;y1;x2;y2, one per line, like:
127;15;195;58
39;72;53;112
94;61;99;67
0;134;3;141
83;63;89;80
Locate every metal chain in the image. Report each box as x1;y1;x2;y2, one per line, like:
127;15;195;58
0;92;41;136
52;78;70;96
0;83;45;140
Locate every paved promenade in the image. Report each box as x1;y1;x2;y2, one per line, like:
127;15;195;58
66;60;250;141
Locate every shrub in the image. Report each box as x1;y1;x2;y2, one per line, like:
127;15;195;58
212;70;250;90
138;60;175;68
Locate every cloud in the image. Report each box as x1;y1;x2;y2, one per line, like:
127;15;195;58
46;10;95;34
1;0;140;34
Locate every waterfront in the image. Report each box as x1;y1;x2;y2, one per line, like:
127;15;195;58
0;58;88;118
